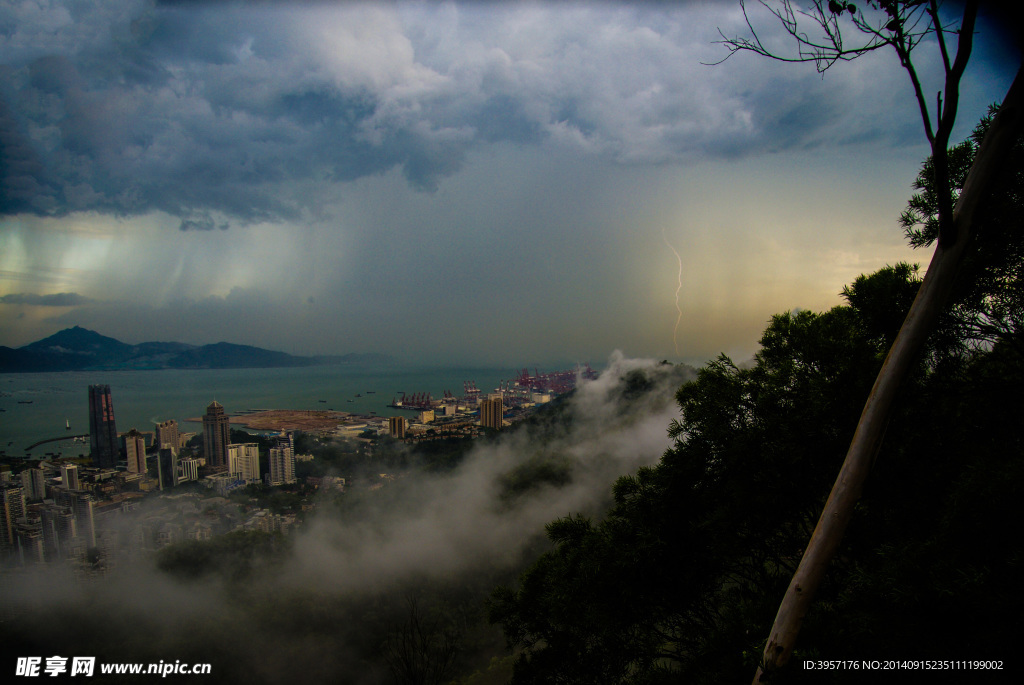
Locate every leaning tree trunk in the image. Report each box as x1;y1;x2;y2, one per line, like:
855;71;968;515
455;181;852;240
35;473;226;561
754;64;1024;683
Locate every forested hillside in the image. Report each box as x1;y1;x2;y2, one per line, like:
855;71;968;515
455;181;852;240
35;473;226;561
490;111;1024;684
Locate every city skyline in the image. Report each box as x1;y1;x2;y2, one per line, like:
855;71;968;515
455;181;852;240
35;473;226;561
0;1;1019;366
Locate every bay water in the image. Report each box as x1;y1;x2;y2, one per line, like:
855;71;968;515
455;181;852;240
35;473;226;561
0;364;520;457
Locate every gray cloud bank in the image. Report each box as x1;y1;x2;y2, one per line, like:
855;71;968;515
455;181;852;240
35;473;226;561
0;0;937;224
0;291;92;306
1;354;695;683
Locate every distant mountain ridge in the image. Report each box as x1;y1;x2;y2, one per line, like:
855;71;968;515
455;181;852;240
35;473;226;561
0;327;393;372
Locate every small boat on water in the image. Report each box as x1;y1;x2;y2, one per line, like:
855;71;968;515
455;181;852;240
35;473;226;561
65;419;70;431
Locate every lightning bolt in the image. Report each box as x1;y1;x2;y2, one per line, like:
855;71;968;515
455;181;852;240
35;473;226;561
662;228;683;357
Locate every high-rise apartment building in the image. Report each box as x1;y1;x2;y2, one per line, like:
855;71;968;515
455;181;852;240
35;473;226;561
157;448;178;491
202;401;231;468
479;397;503;430
71;492;96;548
268;433;296;486
0;483;26;558
179;457;200;483
268;447;296;486
125;429;147;474
88;385;119;468
388;416;406;438
40;503;76;562
20;468;46;501
15;518;45;564
155;419;180;455
52;488;97;551
275;432;294;454
228;443;260;484
60;463;80;491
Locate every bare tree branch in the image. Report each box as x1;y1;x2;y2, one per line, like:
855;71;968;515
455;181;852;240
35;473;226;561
928;0;953;75
705;1;931;70
934;2;979;245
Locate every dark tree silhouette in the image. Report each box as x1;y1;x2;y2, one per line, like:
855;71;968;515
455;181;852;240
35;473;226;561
713;2;1024;680
383;594;461;685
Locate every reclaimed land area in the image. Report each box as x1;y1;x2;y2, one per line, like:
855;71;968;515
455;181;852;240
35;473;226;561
186;409;350;432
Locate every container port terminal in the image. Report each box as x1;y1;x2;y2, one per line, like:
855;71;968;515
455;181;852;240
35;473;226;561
388;364;597;412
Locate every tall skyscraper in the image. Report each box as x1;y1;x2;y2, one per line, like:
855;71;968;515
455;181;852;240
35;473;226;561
155;419;180;455
125;429;147;474
88;385;119;468
202;401;230;468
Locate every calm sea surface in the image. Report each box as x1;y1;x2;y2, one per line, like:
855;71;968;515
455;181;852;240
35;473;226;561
0;364;519;457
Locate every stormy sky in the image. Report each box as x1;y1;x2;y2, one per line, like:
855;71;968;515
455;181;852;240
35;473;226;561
0;1;1018;365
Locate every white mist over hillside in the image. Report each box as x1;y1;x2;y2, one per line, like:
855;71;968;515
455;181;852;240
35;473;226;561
289;352;693;590
2;353;696;684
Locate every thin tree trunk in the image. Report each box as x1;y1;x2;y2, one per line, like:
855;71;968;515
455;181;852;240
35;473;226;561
754;64;1024;683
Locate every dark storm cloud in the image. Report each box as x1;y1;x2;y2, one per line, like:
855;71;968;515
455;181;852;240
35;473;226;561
0;292;93;306
178;212;228;231
1;1;469;220
0;1;973;226
474;93;544;143
0;99;59;214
